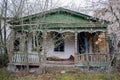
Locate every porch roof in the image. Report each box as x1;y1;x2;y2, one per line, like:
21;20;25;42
9;7;109;31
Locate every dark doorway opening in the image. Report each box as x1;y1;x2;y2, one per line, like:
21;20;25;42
77;32;90;54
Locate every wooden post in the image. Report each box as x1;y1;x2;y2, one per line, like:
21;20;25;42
105;33;110;54
105;32;110;62
24;32;29;73
74;32;78;63
89;37;92;54
9;30;15;63
41;32;47;74
43;32;47;64
84;36;89;54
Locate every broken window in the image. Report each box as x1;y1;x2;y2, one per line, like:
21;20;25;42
14;38;20;51
54;32;64;52
32;32;42;51
14;32;21;51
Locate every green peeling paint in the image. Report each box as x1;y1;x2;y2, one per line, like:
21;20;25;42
10;7;109;31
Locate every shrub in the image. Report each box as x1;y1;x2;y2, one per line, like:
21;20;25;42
0;54;9;67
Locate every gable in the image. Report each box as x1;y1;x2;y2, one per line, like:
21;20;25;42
33;13;90;23
9;7;109;31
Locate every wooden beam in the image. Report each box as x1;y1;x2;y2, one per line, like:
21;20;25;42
10;22;104;28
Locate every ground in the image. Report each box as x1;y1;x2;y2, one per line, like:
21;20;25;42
0;68;120;80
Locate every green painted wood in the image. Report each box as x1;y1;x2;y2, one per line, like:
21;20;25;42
11;25;107;31
75;63;109;67
11;13;107;30
36;13;89;23
10;7;109;24
9;7;109;30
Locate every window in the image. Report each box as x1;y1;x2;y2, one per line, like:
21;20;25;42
54;32;64;52
32;32;42;51
14;38;20;51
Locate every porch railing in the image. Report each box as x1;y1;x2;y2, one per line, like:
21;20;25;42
12;52;40;64
78;53;109;66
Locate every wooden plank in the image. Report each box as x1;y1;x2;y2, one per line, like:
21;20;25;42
13;63;40;66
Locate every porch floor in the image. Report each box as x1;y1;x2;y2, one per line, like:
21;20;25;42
75;63;109;67
9;60;74;67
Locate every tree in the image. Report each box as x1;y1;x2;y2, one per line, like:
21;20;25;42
0;0;26;66
94;0;120;74
0;0;8;66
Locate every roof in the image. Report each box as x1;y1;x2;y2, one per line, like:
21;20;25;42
10;7;109;24
9;7;109;31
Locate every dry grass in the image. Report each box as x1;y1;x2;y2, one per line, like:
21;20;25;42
15;73;120;80
0;68;15;80
0;68;120;80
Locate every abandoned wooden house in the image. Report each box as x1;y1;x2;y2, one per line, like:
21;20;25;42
8;7;110;71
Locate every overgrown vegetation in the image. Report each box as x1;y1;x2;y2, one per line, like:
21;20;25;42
0;68;120;80
0;68;15;80
0;54;8;67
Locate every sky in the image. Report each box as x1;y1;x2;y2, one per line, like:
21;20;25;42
28;0;108;7
28;0;108;15
0;0;108;16
54;0;86;7
29;0;90;8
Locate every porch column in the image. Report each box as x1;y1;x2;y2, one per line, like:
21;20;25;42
89;38;92;53
9;30;15;63
84;36;89;54
74;32;78;63
28;33;32;53
43;32;47;64
105;33;109;54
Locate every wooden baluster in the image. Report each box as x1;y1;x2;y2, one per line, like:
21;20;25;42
31;54;32;64
32;54;34;64
104;54;106;63
33;55;34;64
102;54;104;63
89;55;91;63
91;55;93;63
99;54;101;64
33;55;35;64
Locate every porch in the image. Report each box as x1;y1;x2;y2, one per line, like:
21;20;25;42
9;31;109;66
11;52;109;67
8;29;110;68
